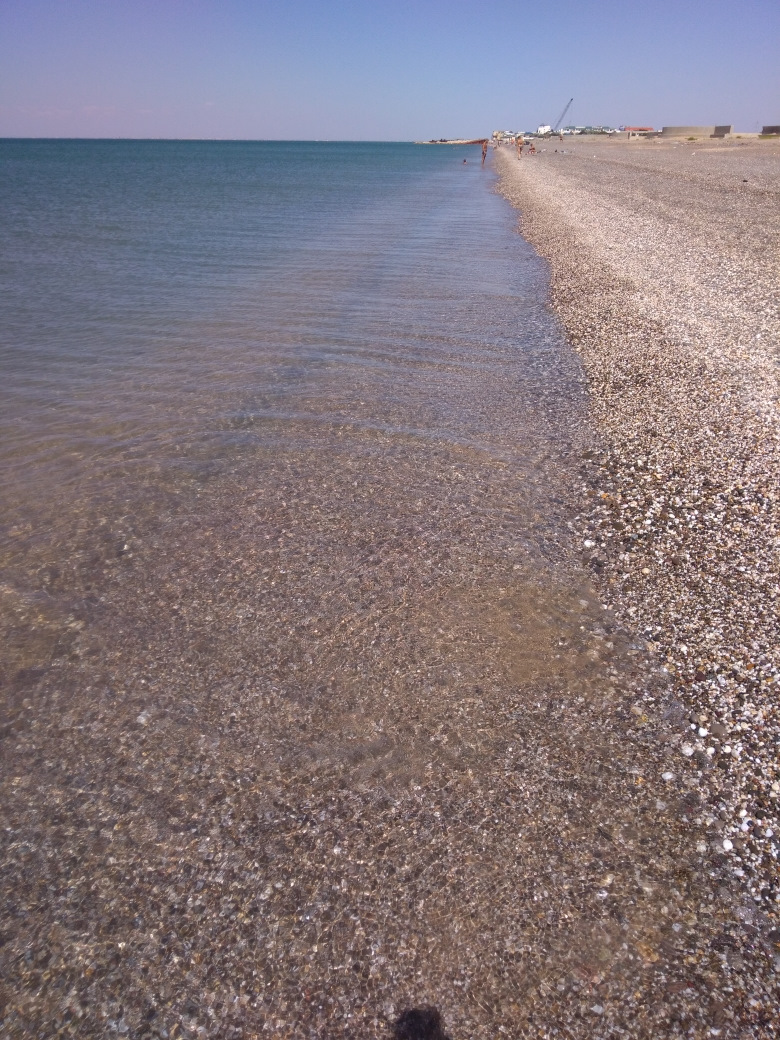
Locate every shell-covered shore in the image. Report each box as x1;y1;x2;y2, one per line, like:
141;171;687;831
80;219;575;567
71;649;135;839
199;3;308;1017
496;136;780;954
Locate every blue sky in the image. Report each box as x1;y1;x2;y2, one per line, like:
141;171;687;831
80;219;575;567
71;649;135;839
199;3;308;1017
1;0;777;138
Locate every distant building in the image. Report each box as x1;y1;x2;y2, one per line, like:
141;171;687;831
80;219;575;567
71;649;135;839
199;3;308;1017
660;125;732;138
565;125;618;135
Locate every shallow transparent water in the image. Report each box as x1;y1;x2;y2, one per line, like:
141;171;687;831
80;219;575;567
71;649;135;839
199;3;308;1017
0;140;589;677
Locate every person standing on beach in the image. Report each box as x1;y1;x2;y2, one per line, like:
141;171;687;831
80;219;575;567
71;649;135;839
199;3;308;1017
516;136;524;158
481;140;488;165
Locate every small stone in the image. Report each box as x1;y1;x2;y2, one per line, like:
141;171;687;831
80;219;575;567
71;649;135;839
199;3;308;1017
722;839;734;852
590;1004;604;1015
662;771;675;781
681;744;694;756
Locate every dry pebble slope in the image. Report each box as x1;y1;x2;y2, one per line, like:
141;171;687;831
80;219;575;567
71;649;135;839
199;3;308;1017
496;143;780;918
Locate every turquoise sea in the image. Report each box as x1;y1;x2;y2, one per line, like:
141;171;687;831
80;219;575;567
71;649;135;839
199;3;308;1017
1;140;589;674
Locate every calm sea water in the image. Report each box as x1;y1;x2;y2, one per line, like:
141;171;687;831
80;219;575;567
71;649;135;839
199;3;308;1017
1;140;589;676
1;142;708;1037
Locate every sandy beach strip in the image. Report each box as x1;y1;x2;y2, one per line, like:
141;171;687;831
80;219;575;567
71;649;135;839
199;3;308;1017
496;138;780;917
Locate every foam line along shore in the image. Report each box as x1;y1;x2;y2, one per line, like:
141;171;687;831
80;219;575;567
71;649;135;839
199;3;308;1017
496;138;780;920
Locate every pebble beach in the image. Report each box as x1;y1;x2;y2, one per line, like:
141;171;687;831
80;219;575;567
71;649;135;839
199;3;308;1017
497;135;780;1016
1;137;779;1040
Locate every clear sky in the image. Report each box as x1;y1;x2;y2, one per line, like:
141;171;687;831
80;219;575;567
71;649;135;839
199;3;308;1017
1;0;777;139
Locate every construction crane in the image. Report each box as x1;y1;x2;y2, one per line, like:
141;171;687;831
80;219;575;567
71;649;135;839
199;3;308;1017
552;97;574;134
